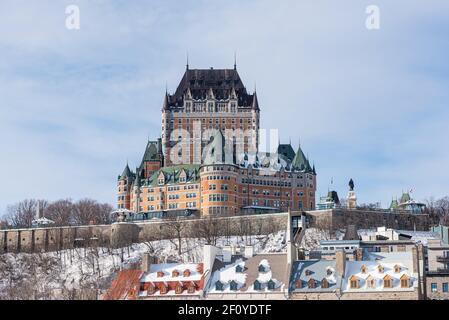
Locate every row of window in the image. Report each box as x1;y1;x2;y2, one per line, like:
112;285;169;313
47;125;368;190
242;178;292;187
206;175;232;181
208;194;230;202
431;282;449;293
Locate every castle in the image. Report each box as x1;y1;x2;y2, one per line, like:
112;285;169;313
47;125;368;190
116;64;317;217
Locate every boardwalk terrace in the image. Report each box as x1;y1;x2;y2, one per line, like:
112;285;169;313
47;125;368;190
117;65;317;216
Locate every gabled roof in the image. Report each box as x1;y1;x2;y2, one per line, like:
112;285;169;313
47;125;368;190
143;164;201;187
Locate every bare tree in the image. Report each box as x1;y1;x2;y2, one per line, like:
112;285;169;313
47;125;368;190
163;217;186;256
195;216;221;245
45;199;74;226
5;199;47;228
72;199;113;225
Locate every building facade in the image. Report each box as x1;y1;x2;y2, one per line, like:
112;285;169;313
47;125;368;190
426;239;449;300
117;65;317;216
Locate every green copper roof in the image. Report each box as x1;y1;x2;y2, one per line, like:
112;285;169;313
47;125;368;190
143;164;201;187
400;193;411;204
291;145;312;172
390;199;399;209
120;164;133;179
141;140;162;164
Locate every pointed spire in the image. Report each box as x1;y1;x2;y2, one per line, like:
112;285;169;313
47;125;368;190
234;51;237;70
121;163;132;179
163;91;170;110
252;91;259;111
186;51;189;70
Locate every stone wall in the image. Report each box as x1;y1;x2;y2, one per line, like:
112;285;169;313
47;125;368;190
306;209;430;231
0;213;288;254
426;275;449;300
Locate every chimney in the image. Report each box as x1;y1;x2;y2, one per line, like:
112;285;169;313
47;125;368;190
244;246;254;259
411;246;418;274
354;248;363;261
335;249;346;275
141;253;152;272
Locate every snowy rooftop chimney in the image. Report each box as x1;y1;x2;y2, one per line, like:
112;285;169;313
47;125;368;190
244;246;254;259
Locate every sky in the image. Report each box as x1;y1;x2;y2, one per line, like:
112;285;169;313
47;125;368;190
0;0;448;214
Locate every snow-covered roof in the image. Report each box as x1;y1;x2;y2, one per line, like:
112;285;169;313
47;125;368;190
140;263;203;283
207;254;287;294
290;260;342;292
31;217;55;226
342;252;417;293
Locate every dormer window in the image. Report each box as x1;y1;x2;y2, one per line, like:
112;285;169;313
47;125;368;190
235;265;244;273
147;284;155;295
183;269;191;277
326;268;333;276
295;280;303;289
349;275;359;289
160;284;167;295
305;269;312;276
215;281;224;291
175;283;183;294
366;276;376;289
157;271;164;278
307;278;316;289
229;280;238;291
267;280;276;290
258;265;266;273
321;278;329;289
394;265;401;273
361;265;367;274
172;270;179;277
253;280;262;291
383;275;393;288
377;265;384;273
187;283;196;294
400;274;410;288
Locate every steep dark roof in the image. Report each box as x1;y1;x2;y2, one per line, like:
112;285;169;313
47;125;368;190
120;164;134;179
141;140;162;164
292;145;312;172
252;91;260;111
166;68;254;108
277;144;296;162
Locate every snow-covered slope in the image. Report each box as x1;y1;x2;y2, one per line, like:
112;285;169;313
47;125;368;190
0;231;287;300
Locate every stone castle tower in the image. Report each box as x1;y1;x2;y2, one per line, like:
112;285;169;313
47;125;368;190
161;64;260;166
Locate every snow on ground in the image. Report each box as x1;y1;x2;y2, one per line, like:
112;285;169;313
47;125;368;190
0;231;287;299
300;228;341;250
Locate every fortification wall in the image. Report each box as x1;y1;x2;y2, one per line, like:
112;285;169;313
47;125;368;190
0;213;288;254
306;209;430;231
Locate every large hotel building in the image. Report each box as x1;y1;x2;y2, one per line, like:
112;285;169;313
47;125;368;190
117;64;316;217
